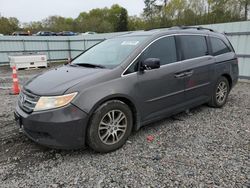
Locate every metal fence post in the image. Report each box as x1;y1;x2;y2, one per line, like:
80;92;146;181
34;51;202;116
46;40;51;61
84;39;86;51
22;40;26;53
68;39;71;59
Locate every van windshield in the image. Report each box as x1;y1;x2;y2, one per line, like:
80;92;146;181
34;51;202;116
72;36;147;69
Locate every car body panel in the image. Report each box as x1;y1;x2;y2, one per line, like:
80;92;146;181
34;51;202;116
136;62;185;122
69;69;140;115
24;66;111;96
15;102;88;149
180;56;215;103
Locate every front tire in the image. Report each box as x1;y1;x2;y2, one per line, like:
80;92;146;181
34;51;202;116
87;100;133;153
209;76;230;108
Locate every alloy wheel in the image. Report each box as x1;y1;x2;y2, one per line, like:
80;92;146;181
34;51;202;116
98;110;127;145
216;81;228;104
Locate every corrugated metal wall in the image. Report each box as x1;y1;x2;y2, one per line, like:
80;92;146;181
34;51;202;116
0;32;129;65
0;21;250;78
201;21;250;79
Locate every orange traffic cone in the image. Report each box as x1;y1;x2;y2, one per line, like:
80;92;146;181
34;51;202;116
10;66;20;95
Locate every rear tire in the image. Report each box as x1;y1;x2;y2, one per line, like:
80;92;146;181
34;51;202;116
87;100;133;153
208;76;230;108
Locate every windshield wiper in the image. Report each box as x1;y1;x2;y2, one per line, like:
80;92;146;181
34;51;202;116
71;63;106;69
68;64;79;67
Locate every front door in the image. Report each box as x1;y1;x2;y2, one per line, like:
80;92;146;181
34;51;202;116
136;36;186;123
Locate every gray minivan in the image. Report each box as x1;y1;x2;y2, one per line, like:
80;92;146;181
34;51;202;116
14;27;239;152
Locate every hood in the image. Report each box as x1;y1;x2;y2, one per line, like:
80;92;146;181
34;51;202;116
24;65;108;96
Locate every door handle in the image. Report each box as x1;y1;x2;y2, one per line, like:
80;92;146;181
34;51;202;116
174;72;186;78
185;70;194;77
175;70;194;78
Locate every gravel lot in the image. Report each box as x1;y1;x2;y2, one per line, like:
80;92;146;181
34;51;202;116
0;66;249;187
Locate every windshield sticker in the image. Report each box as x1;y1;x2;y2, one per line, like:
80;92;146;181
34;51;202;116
121;41;139;46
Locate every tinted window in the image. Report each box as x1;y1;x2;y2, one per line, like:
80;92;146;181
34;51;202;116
210;37;231;56
180;35;208;60
141;36;177;65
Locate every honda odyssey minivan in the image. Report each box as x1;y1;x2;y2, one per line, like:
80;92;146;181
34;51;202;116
14;26;239;152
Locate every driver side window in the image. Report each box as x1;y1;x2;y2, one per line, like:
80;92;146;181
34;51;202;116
123;36;177;75
141;36;177;65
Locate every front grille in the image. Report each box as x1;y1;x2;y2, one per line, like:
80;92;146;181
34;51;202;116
18;89;40;113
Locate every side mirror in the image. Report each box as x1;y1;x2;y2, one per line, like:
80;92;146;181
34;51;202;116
64;57;72;65
140;58;160;71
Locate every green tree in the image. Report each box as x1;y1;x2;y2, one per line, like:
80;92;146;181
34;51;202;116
164;0;187;25
239;0;250;20
76;8;113;33
208;0;241;23
116;7;128;31
108;4;128;31
142;0;245;29
23;21;44;34
0;16;19;35
42;16;75;32
128;16;146;31
76;5;128;33
143;0;157;20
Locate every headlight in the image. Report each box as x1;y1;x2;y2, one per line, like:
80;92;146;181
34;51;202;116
34;92;77;111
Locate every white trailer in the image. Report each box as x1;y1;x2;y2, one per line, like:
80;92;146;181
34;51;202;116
9;53;47;70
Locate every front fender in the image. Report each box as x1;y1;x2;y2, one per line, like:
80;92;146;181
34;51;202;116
69;75;140;116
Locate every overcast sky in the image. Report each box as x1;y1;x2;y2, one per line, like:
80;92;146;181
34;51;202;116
0;0;145;23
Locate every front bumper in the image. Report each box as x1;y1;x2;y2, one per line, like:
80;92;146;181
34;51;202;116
14;103;89;149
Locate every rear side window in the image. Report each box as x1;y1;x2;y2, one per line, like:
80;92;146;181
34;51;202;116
210;37;231;56
179;35;208;60
141;36;177;65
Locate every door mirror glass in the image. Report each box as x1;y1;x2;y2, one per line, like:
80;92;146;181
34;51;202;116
141;58;160;71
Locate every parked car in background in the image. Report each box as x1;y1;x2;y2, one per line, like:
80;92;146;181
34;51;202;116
82;31;97;35
12;31;30;36
36;31;57;36
57;31;76;36
14;26;239;153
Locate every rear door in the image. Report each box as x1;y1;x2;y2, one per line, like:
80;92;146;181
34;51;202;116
176;35;215;105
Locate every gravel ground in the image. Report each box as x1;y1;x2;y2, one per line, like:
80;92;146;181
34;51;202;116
0;68;249;187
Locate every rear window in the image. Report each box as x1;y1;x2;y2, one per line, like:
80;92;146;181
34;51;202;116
179;35;208;60
210;37;231;56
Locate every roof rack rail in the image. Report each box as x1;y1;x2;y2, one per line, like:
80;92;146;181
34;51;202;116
169;26;214;32
145;27;169;31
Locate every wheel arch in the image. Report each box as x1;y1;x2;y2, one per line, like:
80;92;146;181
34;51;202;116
221;73;232;90
88;94;141;132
